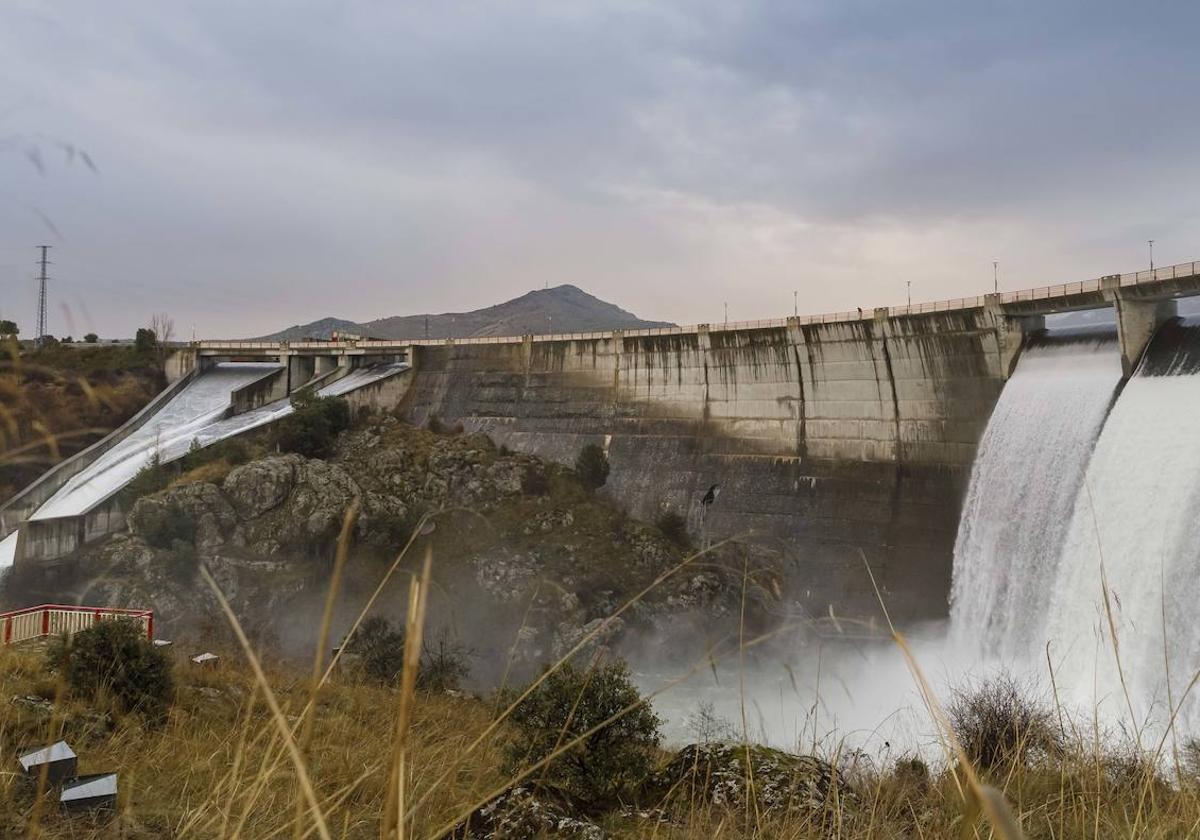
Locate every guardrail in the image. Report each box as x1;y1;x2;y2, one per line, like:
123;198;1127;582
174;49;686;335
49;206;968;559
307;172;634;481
189;259;1200;349
1;604;153;646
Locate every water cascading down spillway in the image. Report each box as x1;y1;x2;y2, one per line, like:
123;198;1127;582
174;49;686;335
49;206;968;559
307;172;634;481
1045;317;1200;725
950;327;1124;660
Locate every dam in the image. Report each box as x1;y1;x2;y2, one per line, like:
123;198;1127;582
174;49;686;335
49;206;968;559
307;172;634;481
3;259;1200;629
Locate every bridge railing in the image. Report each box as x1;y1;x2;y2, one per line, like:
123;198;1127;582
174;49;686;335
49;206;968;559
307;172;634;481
189;260;1200;350
1;604;153;646
1118;260;1200;286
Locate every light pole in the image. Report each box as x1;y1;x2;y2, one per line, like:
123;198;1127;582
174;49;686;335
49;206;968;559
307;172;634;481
993;261;998;294
1149;239;1155;272
793;290;797;317
906;281;911;306
723;302;728;326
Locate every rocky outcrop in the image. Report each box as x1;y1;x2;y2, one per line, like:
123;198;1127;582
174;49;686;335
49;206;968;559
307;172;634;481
128;482;236;550
47;418;792;665
450;784;604;840
642;742;856;820
224;455;361;554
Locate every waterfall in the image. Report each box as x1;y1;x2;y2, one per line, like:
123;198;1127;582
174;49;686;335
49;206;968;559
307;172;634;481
1045;318;1200;724
950;328;1123;659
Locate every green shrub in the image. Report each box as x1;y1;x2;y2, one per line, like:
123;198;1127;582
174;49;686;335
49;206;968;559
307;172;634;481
574;444;610;491
349;616;407;684
83;332;98;343
120;453;170;506
347;617;471;691
367;505;427;555
179;436;252;472
503;659;662;804
137;502;197;550
656;510;689;546
521;468;551;496
273;390;351;458
46;619;174;723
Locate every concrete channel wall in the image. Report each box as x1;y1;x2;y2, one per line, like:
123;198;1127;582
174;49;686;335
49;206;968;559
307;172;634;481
400;310;1011;619
0;370;196;539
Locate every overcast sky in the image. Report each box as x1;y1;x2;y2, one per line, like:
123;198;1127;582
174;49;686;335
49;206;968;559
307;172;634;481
2;1;1198;339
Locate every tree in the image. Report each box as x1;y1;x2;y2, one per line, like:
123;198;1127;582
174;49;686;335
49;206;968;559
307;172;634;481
504;659;662;803
84;332;98;343
0;319;18;338
135;327;157;354
574;444;610;491
149;313;174;370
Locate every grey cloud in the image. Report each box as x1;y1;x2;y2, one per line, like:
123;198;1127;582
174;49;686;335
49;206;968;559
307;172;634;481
1;1;1198;337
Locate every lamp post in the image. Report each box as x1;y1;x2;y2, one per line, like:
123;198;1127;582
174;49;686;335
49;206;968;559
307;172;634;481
906;281;911;306
793;290;797;317
993;260;998;293
1149;239;1155;272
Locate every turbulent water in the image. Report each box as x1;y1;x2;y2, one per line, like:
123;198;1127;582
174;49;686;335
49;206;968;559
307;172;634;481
1044;318;1200;724
950;328;1123;659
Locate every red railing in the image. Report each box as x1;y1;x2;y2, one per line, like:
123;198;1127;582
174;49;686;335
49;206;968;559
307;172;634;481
0;604;153;646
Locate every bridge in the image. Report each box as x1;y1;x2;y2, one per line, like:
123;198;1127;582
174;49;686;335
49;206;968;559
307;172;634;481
172;259;1200;381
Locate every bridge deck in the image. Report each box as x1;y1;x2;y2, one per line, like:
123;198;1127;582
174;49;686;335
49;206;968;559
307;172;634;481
193;260;1200;352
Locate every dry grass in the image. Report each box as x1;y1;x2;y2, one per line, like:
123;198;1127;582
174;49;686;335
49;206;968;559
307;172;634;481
0;339;159;502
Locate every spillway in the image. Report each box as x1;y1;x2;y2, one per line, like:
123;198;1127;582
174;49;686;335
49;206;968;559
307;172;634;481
32;363;282;520
950;328;1123;659
1044;318;1200;724
1;359;408;568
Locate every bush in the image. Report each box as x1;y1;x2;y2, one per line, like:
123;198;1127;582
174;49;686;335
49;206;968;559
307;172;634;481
366;504;427;555
46;619;174;722
503;659;662;804
656;510;689;546
350;617;407;684
120;453;170;505
521;468;551;496
947;672;1060;770
84;332;98;343
347;617;471;691
574;444;610;491
180;436;252;472
420;633;473;693
136;502;197;550
273;389;351;458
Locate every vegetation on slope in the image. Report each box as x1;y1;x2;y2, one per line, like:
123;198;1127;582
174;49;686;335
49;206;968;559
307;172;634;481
0;335;162;503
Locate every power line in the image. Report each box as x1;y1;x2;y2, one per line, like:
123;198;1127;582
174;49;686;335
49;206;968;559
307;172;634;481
36;245;50;347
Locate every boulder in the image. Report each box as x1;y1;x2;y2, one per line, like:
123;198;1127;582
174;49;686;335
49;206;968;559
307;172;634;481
223;455;301;518
450;784;604;839
642;742;855;820
128;482;236;549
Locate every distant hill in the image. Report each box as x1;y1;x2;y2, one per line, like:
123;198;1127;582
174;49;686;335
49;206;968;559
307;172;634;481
255;285;674;341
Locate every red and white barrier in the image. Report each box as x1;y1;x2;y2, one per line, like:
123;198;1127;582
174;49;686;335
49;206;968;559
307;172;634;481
0;604;153;646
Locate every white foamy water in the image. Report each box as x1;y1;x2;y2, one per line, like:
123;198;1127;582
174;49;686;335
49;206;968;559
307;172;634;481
32;363;282;519
30;361;408;521
0;531;17;570
950;332;1122;660
1045;327;1200;727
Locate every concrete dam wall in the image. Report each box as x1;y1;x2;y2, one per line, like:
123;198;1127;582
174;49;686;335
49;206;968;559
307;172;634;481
400;311;1010;620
